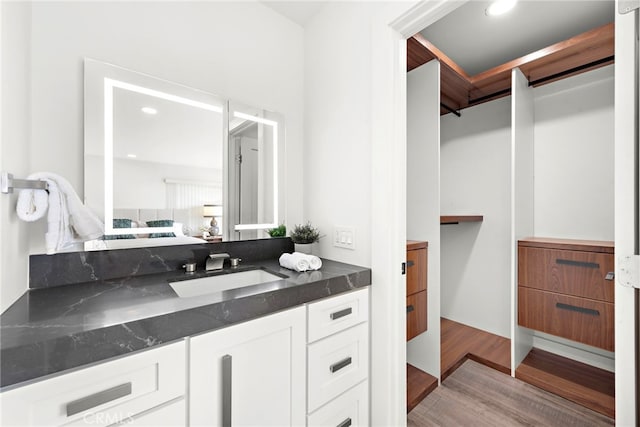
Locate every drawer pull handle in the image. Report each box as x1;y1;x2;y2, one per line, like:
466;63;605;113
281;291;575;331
222;354;232;427
556;258;599;269
407;305;415;313
555;302;600;316
66;382;132;417
337;418;353;427
330;307;352;320
407;260;415;268
330;357;353;373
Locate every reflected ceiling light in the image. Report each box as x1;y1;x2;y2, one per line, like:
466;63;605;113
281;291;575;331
141;107;158;115
486;0;517;16
126;153;137;158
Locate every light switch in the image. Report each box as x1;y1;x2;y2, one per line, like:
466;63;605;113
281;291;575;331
334;226;355;250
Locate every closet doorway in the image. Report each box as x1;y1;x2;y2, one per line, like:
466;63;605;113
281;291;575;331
405;0;616;419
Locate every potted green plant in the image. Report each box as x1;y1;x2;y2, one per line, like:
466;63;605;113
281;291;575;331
290;222;321;254
267;223;286;238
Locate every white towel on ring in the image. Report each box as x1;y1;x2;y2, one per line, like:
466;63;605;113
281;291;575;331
16;172;104;254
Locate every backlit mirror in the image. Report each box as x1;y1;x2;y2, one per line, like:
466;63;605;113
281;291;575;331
84;59;283;249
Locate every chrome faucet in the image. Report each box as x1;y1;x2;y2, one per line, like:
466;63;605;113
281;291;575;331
206;252;230;271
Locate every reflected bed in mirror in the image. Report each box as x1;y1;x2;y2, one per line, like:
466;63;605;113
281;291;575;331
84;59;285;249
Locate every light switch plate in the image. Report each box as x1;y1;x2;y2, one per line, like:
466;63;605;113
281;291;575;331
334;226;355;250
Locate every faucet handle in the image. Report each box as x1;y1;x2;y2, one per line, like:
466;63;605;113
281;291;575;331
209;252;230;260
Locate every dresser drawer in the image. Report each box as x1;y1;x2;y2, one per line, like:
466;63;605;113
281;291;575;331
307;288;369;343
307;380;368;427
518;287;614;351
307;322;369;413
0;341;186;426
406;290;427;341
518;246;614;302
406;244;427;295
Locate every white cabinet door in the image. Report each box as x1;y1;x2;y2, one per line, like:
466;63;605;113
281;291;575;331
189;306;306;427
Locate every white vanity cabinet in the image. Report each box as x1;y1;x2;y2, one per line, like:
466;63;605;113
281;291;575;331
189;306;306;427
306;288;370;426
0;340;187;426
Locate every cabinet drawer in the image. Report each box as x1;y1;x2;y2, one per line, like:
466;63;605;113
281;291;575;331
518;287;614;351
406;291;427;341
307;380;368;427
518;246;614;302
307;322;369;413
308;288;369;343
406;246;427;295
0;341;186;426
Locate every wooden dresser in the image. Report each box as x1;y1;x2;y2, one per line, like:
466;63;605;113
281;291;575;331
517;237;615;351
406;240;428;341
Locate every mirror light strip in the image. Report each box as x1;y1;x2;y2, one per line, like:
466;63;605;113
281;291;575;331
103;78;223;235
232;111;279;229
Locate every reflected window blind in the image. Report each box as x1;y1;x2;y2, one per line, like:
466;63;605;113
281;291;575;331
165;179;221;209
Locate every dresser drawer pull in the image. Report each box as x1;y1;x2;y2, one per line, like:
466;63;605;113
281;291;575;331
330;307;353;320
406;305;415;313
66;382;132;417
222;354;232;427
407;260;415;268
555;258;600;269
337;417;353;427
555;302;600;316
330;357;353;373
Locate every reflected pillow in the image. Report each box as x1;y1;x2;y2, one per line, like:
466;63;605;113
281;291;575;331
103;218;136;240
146;219;176;238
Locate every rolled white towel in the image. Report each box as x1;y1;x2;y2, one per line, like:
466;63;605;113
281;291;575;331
16;185;48;222
279;252;310;272
293;252;322;270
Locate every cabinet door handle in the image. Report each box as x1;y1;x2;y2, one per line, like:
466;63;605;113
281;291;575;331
222;354;232;427
337;417;353;427
406;305;415;313
330;357;352;373
330;307;352;320
407;260;415;268
66;382;132;417
555;302;600;316
556;258;599;269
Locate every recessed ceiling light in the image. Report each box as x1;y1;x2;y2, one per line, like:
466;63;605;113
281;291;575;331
486;0;517;16
141;107;157;115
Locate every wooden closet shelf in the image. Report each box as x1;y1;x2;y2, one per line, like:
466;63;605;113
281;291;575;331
440;215;483;225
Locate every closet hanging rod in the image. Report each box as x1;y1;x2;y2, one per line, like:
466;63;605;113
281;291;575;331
468;88;512;106
1;172;48;194
528;55;615;87
440;103;461;117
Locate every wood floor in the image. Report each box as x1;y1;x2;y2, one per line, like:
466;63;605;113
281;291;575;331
408;359;615;427
441;317;511;380
516;348;615;418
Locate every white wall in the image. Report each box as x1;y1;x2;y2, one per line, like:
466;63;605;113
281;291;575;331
304;2;372;267
1;1;304;311
440;97;512;338
533;65;614;241
0;2;32;312
406;60;441;379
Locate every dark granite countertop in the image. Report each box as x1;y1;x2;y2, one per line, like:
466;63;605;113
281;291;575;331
0;258;371;390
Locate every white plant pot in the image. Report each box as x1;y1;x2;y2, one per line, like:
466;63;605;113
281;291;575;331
294;243;315;255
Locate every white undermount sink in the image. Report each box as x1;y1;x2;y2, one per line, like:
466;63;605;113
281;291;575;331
169;269;283;298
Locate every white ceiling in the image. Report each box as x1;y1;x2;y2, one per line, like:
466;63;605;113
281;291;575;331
419;0;614;76
260;1;327;26
260;1;614;76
